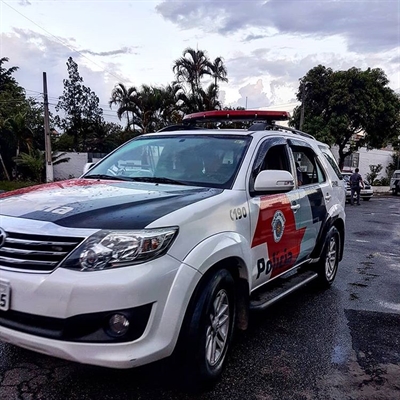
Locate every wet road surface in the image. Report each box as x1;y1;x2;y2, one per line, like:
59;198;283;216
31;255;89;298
1;196;399;399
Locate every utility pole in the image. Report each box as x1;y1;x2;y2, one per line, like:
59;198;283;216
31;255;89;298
43;72;53;182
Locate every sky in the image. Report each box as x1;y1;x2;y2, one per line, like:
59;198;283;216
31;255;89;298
1;0;399;124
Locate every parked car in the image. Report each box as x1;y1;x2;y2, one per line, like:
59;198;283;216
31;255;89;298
0;110;346;386
390;170;400;195
341;171;374;202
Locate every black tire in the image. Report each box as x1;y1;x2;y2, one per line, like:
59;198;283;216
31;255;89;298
363;197;370;201
315;226;340;288
178;269;236;388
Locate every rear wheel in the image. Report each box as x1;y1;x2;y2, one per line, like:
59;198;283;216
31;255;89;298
315;226;340;288
178;269;236;387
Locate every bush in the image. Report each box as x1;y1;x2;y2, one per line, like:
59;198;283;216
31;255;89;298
374;177;390;186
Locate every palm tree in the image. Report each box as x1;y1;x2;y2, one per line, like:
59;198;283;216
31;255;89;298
13;149;70;183
210;57;228;88
13;148;44;182
201;83;222;111
5;112;33;157
173;48;212;95
109;83;139;130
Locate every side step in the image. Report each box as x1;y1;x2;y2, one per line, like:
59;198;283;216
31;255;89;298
250;269;318;311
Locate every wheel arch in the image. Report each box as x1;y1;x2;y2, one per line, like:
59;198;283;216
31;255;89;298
310;215;345;262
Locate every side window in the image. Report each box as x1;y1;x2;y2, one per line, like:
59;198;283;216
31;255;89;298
249;138;292;195
319;146;343;180
291;145;326;186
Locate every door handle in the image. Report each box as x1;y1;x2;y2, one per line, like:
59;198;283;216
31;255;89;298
291;203;301;212
325;193;332;201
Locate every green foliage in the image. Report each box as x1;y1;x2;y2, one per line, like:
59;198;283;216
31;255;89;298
13;150;70;182
55;57;104;151
366;164;383;185
109;83;183;134
0;58;42;179
172;48;228;114
0;180;38;191
290;65;400;169
374;177;390;186
386;151;400;178
13;149;44;182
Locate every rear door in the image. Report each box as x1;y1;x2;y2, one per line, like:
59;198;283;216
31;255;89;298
287;139;330;259
247;137;312;290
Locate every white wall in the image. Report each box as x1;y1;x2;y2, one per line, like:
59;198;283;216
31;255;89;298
53;153;103;180
330;146;393;179
358;148;392;179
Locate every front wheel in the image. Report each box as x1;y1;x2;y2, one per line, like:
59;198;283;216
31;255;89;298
315;226;340;288
178;269;236;387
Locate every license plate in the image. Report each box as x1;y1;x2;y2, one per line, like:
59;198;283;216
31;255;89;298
0;280;10;311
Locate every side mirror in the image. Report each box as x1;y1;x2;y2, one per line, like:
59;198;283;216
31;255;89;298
83;162;96;174
254;170;295;193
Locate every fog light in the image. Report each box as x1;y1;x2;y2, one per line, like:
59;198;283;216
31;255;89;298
108;314;130;336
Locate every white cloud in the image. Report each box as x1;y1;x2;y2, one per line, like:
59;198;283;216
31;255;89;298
1;0;398;114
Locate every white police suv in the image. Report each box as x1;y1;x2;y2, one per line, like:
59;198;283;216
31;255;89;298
0;110;345;385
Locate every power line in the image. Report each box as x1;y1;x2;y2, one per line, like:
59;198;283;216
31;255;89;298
1;0;128;84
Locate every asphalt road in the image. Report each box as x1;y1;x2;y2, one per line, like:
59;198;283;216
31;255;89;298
1;196;400;400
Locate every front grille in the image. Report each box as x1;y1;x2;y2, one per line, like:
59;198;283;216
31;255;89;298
0;231;84;272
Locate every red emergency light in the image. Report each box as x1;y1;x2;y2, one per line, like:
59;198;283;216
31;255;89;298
182;110;290;124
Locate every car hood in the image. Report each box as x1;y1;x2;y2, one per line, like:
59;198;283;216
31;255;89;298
0;179;223;229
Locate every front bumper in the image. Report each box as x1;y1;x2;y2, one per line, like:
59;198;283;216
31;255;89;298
0;255;201;368
346;189;374;201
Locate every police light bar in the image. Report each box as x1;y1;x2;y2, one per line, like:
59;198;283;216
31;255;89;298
182;110;290;124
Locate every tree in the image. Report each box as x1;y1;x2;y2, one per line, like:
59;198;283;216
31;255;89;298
0;57;28;179
366;164;383;185
177;83;221;114
13;149;70;182
55;57;104;151
109;83;139;130
13;148;44;182
291;65;400;169
4;112;33;157
173;48;212;95
210;57;228;90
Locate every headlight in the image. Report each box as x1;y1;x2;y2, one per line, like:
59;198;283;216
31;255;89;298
61;227;178;271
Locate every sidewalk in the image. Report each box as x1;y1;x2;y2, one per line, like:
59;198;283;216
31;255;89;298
372;186;391;196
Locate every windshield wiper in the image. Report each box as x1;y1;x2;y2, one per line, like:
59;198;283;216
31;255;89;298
128;177;187;185
85;174;187;185
84;174;131;181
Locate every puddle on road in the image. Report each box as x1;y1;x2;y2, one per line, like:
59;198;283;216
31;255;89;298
378;301;400;312
331;345;348;364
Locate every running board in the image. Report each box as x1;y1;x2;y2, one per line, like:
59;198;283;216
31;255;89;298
250;269;318;311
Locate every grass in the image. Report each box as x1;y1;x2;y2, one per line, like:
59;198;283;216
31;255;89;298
0;180;40;192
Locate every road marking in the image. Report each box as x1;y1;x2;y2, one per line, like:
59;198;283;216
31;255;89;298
355;239;370;243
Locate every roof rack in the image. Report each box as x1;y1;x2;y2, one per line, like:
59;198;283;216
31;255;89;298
271;123;315;140
157;124;204;132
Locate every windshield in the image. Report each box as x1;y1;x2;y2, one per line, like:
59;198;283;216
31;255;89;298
83;134;251;189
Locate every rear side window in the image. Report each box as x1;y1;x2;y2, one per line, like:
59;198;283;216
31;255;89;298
291;145;326;186
318;145;343;180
